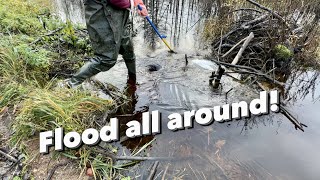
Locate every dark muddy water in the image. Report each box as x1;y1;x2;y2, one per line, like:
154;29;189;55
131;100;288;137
95;50;320;180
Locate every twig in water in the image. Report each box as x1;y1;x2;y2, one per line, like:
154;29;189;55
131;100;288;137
96;146;188;162
211;59;285;86
280;106;307;132
1;157;23;177
225;88;233;103
233;8;263;14
185;54;188;66
161;164;169;180
188;163;200;180
147;161;159;180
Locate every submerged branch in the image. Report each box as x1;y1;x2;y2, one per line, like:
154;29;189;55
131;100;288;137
280;106;307;132
211;59;285;86
147;161;159;180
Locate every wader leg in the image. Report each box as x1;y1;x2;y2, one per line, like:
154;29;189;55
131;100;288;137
70;0;129;86
119;12;136;84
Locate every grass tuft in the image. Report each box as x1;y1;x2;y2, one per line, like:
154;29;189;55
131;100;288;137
11;87;113;145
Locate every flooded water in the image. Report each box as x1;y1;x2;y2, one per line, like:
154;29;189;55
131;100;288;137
54;0;320;179
97;50;320;179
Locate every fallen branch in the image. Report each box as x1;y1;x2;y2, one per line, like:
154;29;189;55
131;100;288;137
1;156;23;178
211;59;285;86
233;8;263;14
255;84;307;132
213;15;266;47
231;32;255;65
224;70;284;86
245;0;291;30
222;37;247;58
0;149;18;163
241;14;269;29
117;156;180;161
280;106;307;132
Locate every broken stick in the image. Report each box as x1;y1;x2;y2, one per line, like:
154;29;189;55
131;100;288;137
222;37;247;58
211;59;285;86
245;0;291;30
231;32;255;65
0;149;18;163
280;106;307;132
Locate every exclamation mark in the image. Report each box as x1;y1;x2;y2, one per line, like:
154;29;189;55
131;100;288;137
270;90;280;112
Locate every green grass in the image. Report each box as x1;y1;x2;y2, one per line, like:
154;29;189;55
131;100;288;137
11;87;113;145
0;0;50;35
0;0;119;179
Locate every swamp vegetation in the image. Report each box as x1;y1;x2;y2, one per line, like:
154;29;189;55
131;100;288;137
0;0;319;179
0;0;119;179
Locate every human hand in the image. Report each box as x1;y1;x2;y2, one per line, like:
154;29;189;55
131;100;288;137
137;4;148;17
134;0;148;17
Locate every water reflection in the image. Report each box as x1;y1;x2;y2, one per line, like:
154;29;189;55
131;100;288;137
285;69;320;103
99;52;320;179
54;0;320;179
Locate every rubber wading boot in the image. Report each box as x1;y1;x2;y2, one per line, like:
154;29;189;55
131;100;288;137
124;72;138;111
127;72;137;89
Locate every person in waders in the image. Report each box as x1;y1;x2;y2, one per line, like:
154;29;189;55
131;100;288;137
66;0;148;89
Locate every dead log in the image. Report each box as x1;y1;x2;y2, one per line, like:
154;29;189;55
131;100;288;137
241;14;269;29
231;32;255;65
222;37;247;58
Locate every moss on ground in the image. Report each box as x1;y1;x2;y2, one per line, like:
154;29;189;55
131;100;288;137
274;44;293;60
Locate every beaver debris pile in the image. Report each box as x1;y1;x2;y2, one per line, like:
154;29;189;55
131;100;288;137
211;0;320;85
